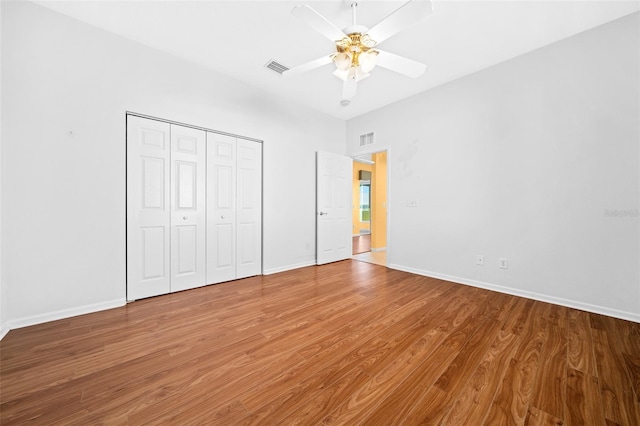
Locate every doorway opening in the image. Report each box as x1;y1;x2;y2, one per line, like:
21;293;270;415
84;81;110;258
351;151;387;266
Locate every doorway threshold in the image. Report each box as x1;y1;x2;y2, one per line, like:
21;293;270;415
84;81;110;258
352;250;386;267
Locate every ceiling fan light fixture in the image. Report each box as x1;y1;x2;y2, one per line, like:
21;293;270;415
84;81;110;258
360;34;377;48
359;50;379;73
333;66;369;82
333;52;352;71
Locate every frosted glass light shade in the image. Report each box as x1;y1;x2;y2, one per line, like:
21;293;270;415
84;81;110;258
334;52;352;71
333;65;370;82
359;50;379;73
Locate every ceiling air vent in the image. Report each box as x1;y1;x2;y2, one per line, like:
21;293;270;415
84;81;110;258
265;59;289;75
359;132;375;147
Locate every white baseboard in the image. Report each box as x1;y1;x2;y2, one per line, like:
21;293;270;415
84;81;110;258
371;247;386;252
0;323;10;341
388;263;640;324
263;260;316;275
3;298;126;338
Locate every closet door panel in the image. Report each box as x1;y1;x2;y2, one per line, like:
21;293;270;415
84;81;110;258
236;139;262;279
170;124;206;292
215;223;234;268
207;133;237;284
127;116;171;300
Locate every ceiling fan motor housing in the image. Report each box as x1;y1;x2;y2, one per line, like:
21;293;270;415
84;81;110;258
342;24;369;35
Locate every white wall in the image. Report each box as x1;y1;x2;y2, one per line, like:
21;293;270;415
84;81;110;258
0;0;5;339
1;1;344;329
347;13;640;321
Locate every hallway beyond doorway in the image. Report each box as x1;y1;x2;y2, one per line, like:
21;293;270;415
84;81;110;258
352;234;371;255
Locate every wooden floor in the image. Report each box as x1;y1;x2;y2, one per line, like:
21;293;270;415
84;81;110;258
352;250;387;267
352;234;371;255
1;261;639;425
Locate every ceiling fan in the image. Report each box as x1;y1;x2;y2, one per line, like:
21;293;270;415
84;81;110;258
283;0;433;101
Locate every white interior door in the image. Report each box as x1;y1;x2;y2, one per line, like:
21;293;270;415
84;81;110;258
317;151;353;265
207;132;237;284
170;125;206;292
236;139;262;279
127;116;171;300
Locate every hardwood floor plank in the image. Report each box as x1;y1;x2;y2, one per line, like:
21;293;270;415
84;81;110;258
568;309;598;377
131;350;307;424
440;330;519;425
621;353;640;403
1;260;638;425
525;406;564;426
277;365;372;425
500;297;533;336
238;307;407;414
565;367;606;426
321;329;447;425
242;337;391;424
530;324;568;420
600;315;640;406
433;317;501;394
592;328;640;425
209;400;252;425
362;312;486;424
485;301;549;425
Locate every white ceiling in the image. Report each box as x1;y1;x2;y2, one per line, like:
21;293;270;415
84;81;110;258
34;0;640;120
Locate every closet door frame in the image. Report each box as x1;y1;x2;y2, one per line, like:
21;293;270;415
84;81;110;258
126;112;263;300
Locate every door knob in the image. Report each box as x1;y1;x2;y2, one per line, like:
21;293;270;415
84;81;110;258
182;216;188;220
318;211;328;216
221;215;225;219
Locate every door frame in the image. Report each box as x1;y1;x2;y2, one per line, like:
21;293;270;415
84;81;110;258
350;148;390;266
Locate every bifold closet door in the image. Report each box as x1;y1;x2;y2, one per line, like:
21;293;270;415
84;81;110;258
170;125;206;292
127;116;171;300
206;132;237;284
206;133;262;284
236;139;262;279
127;117;206;300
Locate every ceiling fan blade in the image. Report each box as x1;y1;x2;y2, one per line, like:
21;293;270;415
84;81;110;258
366;0;433;45
291;5;347;42
375;50;426;78
282;55;334;78
343;75;357;100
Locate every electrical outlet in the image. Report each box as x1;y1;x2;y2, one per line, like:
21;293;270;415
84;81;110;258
499;258;508;269
407;200;419;207
476;255;484;266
